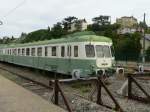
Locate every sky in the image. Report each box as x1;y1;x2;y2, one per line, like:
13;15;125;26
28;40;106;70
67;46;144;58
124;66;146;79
0;0;150;38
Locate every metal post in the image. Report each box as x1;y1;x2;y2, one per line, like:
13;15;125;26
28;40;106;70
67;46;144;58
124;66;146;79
57;82;73;112
97;78;102;104
54;79;59;105
142;13;146;63
131;76;150;99
96;77;123;111
128;75;132;99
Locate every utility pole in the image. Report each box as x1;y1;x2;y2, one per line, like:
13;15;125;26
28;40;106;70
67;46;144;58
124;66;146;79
142;13;146;63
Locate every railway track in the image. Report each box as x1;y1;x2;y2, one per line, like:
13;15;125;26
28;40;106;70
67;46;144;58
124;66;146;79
1;62;150;112
0;62;113;112
0;67;53;100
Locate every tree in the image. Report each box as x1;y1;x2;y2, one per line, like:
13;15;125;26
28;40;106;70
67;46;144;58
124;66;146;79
139;21;148;32
114;33;142;61
47;26;51;32
74;19;86;31
92;15;110;25
51;22;65;38
62;16;78;31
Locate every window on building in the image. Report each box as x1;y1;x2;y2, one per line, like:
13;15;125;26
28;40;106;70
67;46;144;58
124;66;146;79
37;47;42;56
45;46;48;56
67;46;71;57
74;46;78;57
52;46;56;56
26;48;30;56
85;45;95;57
22;48;25;56
31;48;36;56
61;46;65;57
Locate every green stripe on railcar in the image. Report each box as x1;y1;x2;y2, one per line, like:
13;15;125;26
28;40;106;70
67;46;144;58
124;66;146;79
0;54;96;77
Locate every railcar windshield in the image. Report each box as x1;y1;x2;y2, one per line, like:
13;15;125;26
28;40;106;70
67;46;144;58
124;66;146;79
85;45;95;57
96;45;111;58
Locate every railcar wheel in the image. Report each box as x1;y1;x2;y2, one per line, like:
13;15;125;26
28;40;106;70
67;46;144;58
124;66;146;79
72;70;81;79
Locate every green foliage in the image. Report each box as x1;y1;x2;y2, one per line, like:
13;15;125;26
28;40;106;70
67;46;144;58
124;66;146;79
0;15;144;62
21;29;52;43
92;15;110;25
62;16;78;31
114;33;142;61
88;15;142;61
51;22;66;38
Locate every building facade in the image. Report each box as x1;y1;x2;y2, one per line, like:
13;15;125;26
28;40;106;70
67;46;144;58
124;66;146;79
69;19;88;32
116;16;138;34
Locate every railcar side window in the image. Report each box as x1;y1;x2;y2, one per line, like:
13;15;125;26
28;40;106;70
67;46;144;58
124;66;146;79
85;45;95;57
67;46;71;57
45;46;48;56
61;46;65;57
7;49;9;55
18;49;21;55
10;49;12;55
74;46;78;57
13;49;17;55
31;48;36;56
26;48;30;56
22;48;25;56
37;47;42;56
52;46;56;56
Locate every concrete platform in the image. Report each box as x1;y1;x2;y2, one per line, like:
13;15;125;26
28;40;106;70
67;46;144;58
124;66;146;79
0;75;66;112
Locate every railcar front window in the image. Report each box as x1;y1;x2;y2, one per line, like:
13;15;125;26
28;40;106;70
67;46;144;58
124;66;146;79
96;45;111;58
85;45;95;57
96;45;103;57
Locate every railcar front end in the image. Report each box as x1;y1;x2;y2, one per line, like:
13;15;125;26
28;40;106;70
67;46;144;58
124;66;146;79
71;42;115;79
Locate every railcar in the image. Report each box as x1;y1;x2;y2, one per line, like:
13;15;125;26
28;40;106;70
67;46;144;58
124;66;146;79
0;31;115;78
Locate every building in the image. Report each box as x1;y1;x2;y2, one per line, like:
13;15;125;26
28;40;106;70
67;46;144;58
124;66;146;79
117;28;137;34
116;16;138;34
68;19;88;32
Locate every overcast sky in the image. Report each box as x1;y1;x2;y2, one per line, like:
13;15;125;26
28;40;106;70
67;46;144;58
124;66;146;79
0;0;150;38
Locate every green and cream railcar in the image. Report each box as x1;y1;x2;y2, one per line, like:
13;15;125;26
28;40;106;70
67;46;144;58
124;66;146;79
0;32;114;78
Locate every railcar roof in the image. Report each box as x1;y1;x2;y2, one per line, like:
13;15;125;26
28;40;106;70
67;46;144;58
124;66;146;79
0;31;112;48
